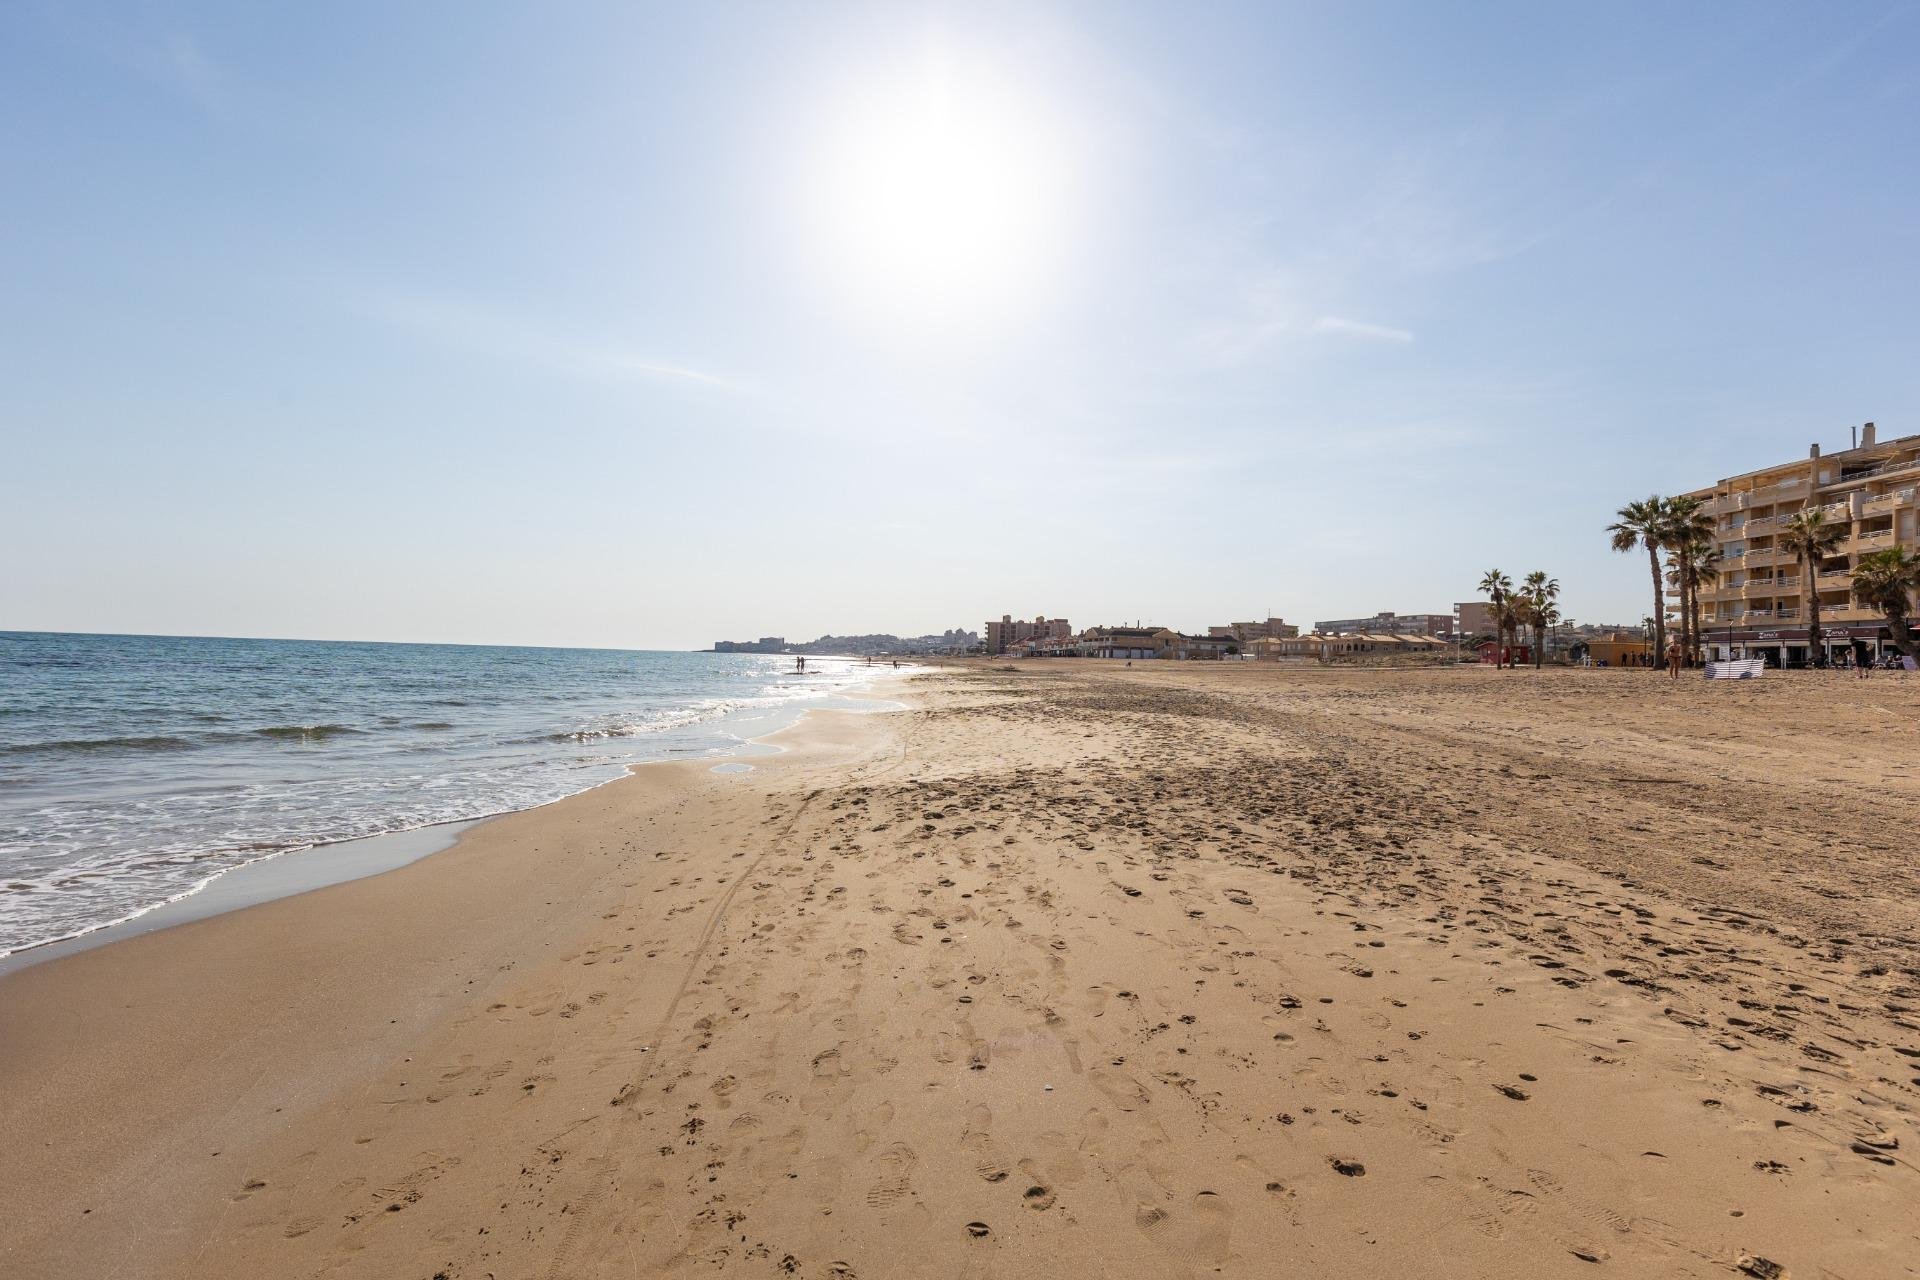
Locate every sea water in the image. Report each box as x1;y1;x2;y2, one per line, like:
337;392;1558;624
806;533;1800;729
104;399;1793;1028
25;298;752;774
0;632;888;956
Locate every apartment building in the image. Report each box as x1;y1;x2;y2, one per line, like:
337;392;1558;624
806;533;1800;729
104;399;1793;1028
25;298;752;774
983;614;1072;655
1313;610;1456;636
1205;617;1300;643
1453;602;1495;637
1687;422;1919;666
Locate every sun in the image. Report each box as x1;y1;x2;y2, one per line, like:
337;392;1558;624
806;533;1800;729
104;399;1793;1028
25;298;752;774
796;44;1075;331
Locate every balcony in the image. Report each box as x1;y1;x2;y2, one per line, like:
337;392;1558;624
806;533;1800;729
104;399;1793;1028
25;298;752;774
1822;455;1920;488
1862;490;1907;515
1850;529;1897;553
1751;479;1809;505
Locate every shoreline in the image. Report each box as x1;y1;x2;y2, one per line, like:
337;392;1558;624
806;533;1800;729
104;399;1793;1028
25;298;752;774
2;662;1911;1280
0;679;906;975
0;680;914;1279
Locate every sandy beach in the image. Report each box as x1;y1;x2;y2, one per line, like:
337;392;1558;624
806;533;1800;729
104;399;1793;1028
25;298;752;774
3;661;1916;1279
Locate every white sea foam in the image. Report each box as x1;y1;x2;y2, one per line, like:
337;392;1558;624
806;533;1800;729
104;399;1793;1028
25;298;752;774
0;635;900;957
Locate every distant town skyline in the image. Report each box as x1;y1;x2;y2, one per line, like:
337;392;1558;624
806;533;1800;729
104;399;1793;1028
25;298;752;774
5;4;1917;650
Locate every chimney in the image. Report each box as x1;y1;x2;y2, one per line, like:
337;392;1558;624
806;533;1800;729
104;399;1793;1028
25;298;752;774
1863;421;1877;447
1809;442;1820;459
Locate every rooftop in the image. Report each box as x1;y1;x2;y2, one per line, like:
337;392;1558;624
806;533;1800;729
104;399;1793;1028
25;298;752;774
1701;425;1920;489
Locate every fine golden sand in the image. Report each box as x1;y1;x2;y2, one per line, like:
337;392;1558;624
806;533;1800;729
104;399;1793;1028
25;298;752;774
3;661;1917;1278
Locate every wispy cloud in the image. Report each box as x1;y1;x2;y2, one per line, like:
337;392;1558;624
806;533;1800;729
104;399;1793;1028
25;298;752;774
606;357;731;388
152;33;219;104
357;291;738;393
1311;315;1414;343
1186;293;1414;363
52;13;229;111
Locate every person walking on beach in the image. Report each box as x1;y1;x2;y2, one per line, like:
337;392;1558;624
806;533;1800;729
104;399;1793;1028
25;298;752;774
1666;639;1683;679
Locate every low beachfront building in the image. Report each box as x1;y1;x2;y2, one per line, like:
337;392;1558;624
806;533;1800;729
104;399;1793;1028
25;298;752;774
1476;639;1532;665
1152;630;1237;660
1256;632;1447;662
1257;633;1335;661
1248;635;1300;661
1077;626;1163;660
1582;632;1653;668
1009;634;1079;658
1321;633;1443;659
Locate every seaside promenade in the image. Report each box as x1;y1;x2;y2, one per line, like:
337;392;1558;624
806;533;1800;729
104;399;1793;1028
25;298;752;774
2;662;1914;1278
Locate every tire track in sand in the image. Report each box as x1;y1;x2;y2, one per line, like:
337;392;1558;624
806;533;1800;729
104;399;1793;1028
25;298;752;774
539;705;917;1280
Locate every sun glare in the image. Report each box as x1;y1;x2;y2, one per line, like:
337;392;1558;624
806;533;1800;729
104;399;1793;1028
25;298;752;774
799;45;1075;331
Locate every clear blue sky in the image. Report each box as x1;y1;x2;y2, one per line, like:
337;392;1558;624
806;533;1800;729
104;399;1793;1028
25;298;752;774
5;2;1917;648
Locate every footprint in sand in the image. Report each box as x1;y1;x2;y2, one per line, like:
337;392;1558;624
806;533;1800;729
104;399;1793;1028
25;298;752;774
864;1142;917;1209
1188;1191;1234;1265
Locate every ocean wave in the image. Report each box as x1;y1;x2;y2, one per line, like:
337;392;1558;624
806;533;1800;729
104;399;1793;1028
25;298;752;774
0;735;197;757
252;724;364;742
545;726;658;743
0;646;883;956
543;698;749;744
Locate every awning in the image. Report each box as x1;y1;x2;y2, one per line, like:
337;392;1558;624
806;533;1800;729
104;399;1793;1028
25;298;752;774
1713;624;1888;642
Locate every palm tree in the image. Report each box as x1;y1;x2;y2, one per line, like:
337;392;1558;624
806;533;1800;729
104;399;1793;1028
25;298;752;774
1479;569;1514;668
1521;571;1560;668
1663;496;1714;662
1534;599;1563;666
1510;592;1536;668
1851;546;1920;660
1608;497;1669;665
1679;539;1720;663
1779;507;1848;666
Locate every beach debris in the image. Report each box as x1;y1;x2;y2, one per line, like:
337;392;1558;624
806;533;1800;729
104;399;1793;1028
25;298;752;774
965;1221;991;1239
1329;1158;1366;1177
1736;1257;1786;1280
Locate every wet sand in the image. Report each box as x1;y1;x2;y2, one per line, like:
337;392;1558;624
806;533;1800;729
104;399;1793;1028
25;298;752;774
2;662;1916;1278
